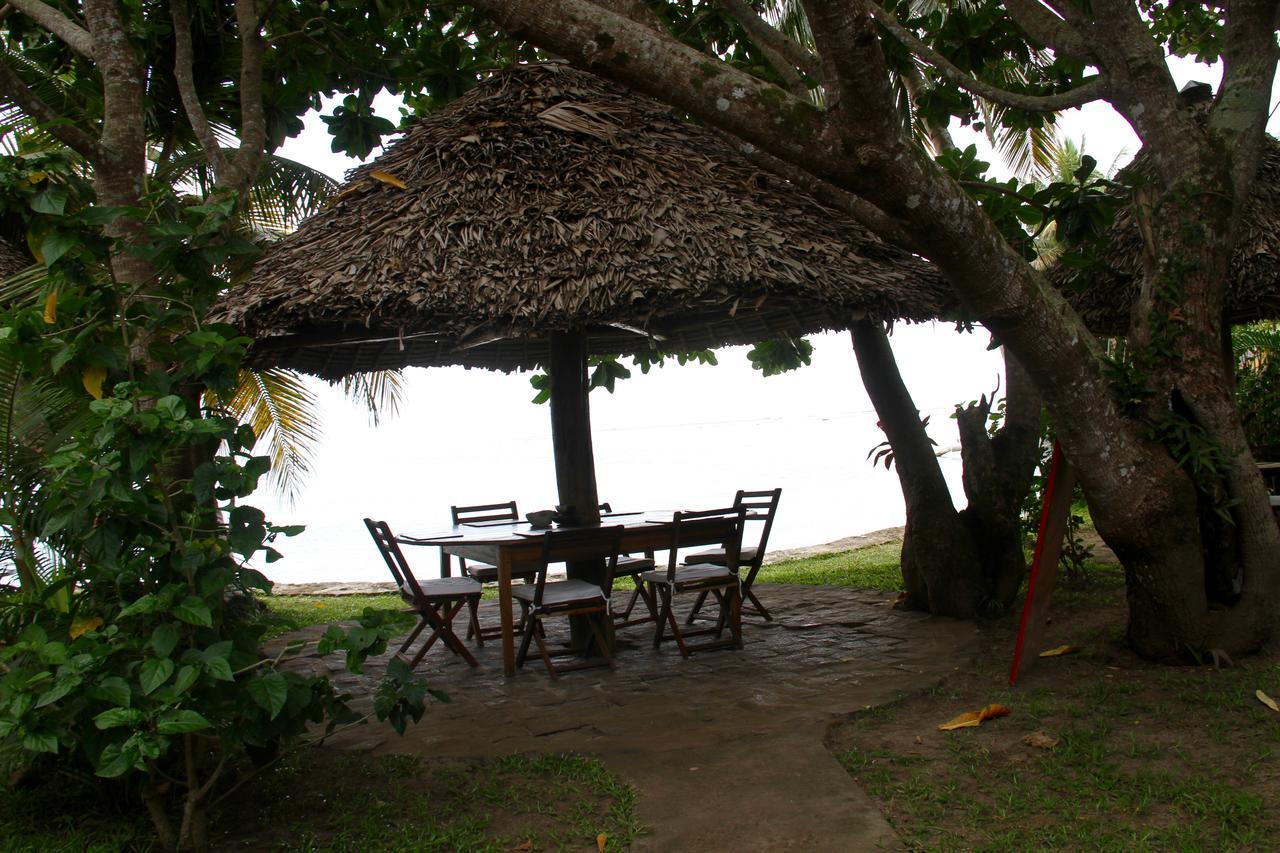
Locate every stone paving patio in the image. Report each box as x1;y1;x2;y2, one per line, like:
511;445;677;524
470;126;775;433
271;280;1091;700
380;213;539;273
273;583;980;851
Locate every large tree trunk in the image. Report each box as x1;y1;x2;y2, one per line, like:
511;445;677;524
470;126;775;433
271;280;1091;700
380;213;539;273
851;320;1040;617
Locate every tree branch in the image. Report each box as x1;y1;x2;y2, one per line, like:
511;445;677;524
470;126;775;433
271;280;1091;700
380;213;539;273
721;131;921;252
169;0;229;176
1212;0;1280;201
1002;0;1094;61
0;52;104;160
228;0;269;197
799;0;906;142
715;0;822;85
472;0;828;163
869;3;1108;112
8;0;94;58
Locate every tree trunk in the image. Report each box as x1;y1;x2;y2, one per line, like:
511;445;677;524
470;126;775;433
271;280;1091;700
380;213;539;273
852;322;1042;617
851;321;983;616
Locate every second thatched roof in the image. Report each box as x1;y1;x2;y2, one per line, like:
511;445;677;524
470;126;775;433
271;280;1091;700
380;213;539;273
0;239;30;280
1057;137;1280;335
220;63;950;379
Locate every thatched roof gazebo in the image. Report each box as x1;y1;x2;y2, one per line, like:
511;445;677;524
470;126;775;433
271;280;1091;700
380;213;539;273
221;62;948;522
1056;137;1280;336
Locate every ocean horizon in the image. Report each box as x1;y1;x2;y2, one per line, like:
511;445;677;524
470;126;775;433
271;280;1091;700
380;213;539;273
250;324;1006;585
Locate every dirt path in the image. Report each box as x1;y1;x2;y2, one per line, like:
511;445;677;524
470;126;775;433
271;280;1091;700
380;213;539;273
273;585;981;850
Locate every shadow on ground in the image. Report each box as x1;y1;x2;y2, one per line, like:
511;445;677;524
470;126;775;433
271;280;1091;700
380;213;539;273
271;584;981;851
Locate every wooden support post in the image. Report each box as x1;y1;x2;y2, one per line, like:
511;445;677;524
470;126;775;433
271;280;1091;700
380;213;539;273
548;330;610;652
549;330;600;524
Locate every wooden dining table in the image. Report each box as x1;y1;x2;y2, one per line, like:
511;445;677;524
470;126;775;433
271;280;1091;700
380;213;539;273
399;510;737;676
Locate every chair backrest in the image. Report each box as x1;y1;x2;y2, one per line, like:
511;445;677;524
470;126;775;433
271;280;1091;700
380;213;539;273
531;525;626;607
451;501;519;525
364;518;423;602
665;507;747;580
735;488;782;564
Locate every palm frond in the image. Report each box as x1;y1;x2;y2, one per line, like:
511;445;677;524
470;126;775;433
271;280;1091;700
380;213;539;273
0;46;88;151
217;368;322;503
155;150;339;236
336;370;404;427
1232;322;1280;358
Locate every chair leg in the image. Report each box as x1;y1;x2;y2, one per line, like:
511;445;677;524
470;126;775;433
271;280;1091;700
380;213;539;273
409;600;479;668
396;616;429;658
516;611;537;669
730;585;744;649
587;614;616;670
468;597;483;647
530;617;558;678
685;589;710;624
652;585;670;648
657;587;690;658
744;587;773;621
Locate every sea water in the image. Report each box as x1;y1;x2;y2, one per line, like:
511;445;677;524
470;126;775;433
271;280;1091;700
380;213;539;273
250;324;1005;584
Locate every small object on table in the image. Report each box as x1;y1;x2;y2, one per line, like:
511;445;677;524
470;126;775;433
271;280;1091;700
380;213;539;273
526;509;555;529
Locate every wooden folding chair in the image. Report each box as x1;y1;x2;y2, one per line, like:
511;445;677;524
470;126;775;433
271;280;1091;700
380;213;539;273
598;502;658;628
513;525;626;678
449;501;540;641
364;519;483;669
639;507;746;658
685;488;781;623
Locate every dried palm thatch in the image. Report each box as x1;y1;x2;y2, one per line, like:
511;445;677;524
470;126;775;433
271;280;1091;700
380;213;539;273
0;239;30;279
1056;137;1280;336
220;63;949;379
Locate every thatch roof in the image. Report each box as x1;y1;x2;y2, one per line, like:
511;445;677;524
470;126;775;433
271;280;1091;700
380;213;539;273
220;63;949;379
0;239;30;279
1057;137;1280;335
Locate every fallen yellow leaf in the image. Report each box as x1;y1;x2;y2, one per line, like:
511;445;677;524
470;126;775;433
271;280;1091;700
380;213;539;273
43;289;58;324
979;704;1011;722
597;834;607;852
937;710;983;731
370;170;407;189
70;615;103;639
1039;645;1078;657
938;704;1010;732
1258;690;1279;713
82;365;106;399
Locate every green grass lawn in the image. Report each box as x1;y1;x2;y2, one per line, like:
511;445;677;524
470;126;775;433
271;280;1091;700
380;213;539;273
830;563;1280;851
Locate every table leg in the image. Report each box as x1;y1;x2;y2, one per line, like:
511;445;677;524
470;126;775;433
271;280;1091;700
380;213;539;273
497;550;516;677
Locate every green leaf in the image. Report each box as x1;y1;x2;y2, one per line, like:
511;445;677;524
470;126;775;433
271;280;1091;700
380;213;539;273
171;664;200;696
21;732;59;754
95;743;133;778
140;658;175;694
94;707;143;730
246;671;288;719
155;709;212;734
95;677;131;707
35;677;80;708
149;623;181;658
40;231;78;266
118;594;162;618
173;596;213;628
30;185;68;215
201;642;234;682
